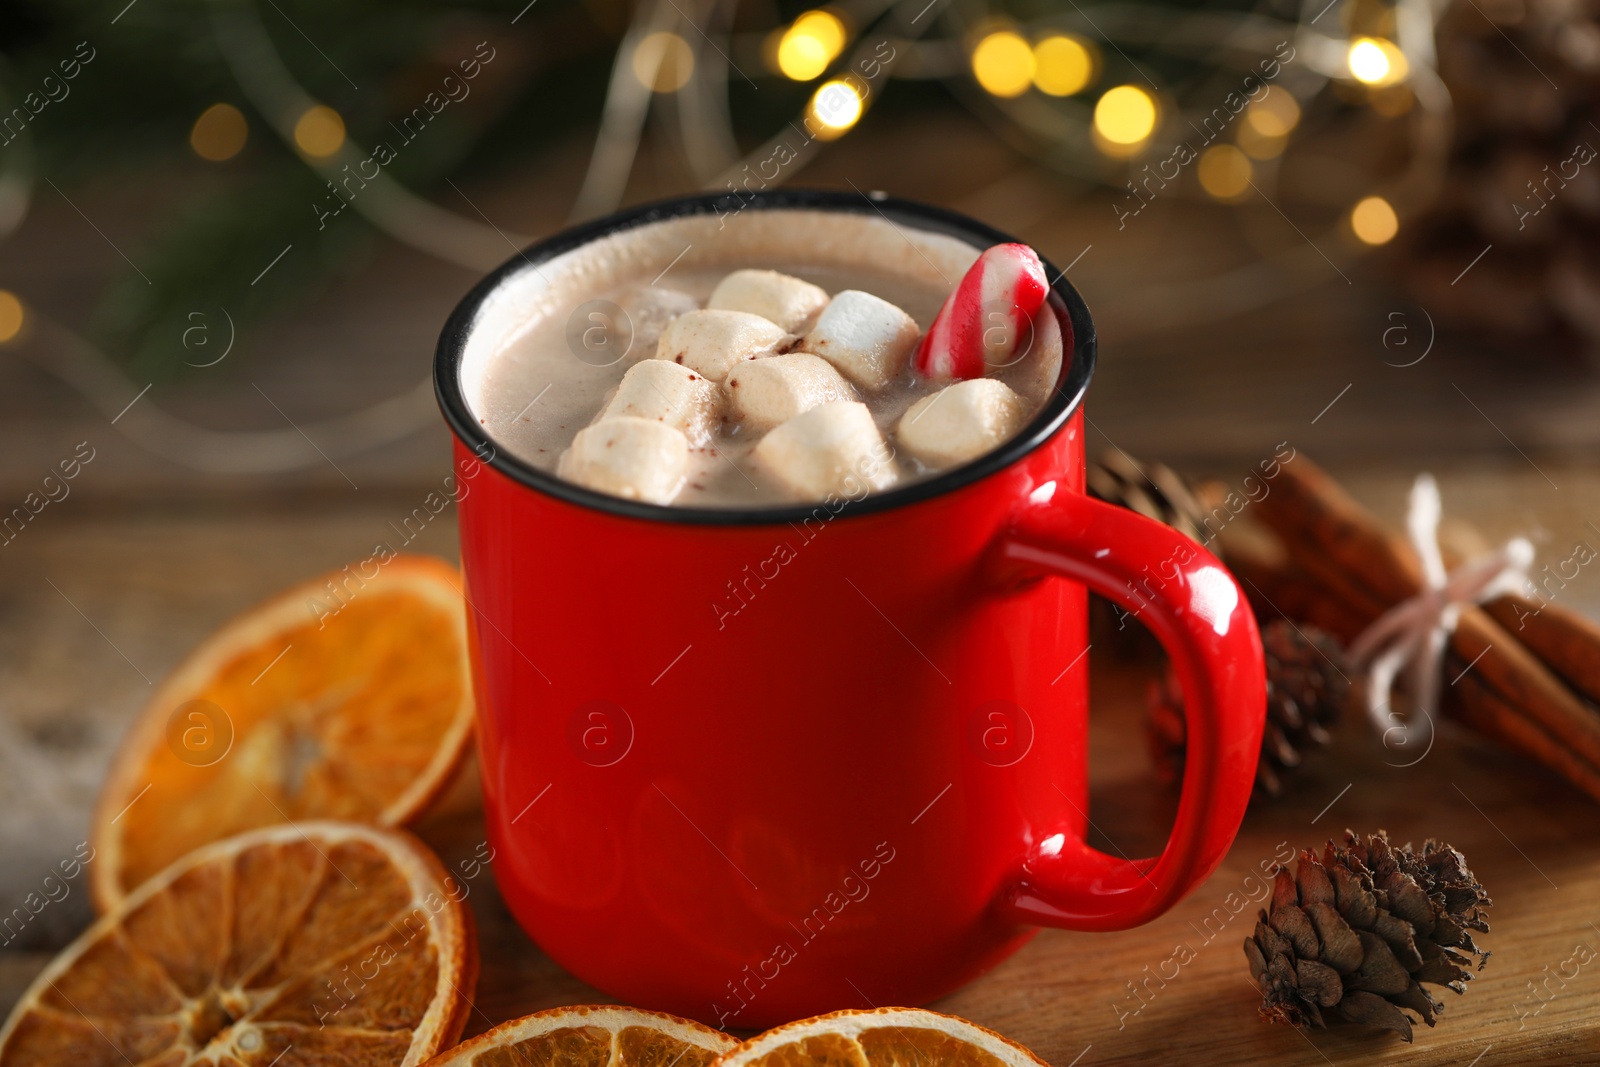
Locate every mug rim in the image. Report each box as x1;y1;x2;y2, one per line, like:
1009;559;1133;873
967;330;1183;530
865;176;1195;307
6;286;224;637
434;188;1098;526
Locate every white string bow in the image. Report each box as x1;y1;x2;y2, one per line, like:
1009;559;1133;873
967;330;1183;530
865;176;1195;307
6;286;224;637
1348;474;1534;752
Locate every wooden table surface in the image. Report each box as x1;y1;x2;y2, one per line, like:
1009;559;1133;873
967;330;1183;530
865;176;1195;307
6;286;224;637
6;473;1599;1064
399;654;1600;1067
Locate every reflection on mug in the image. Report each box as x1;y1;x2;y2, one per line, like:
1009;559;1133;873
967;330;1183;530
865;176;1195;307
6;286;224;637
567;699;634;767
966;699;1034;767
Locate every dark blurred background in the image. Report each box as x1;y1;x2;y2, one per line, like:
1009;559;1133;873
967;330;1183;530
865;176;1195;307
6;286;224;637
3;0;1598;1015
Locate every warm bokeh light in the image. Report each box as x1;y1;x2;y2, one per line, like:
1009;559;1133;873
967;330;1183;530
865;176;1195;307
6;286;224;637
808;79;863;139
1032;34;1095;96
1197;144;1253;201
1351;195;1399;244
1244;87;1300;139
1348;39;1389;83
972;31;1035;98
1093;85;1157;145
0;290;22;343
1370;84;1415;117
777;10;846;81
293;105;345;158
190;103;248;162
633;31;695;92
1348;38;1408;86
779;35;829;81
1237;121;1287;161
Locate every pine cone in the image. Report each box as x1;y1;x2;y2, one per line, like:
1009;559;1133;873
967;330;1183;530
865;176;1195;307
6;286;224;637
1087;451;1211;659
1146;620;1349;796
1244;831;1492;1042
1086;449;1209;544
1398;0;1600;364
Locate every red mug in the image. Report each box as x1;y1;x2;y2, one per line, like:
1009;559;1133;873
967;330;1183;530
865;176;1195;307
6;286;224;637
435;190;1265;1028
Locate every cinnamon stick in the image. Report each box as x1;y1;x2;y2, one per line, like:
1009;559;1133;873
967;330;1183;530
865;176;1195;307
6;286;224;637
1261;537;1393;627
1438;538;1600;710
1276;543;1600;771
1248;454;1600;806
1448;663;1600;804
1207;503;1375;642
1229;556;1374;645
1452;608;1600;771
1244;530;1600;769
1483;595;1600;709
1253;459;1422;606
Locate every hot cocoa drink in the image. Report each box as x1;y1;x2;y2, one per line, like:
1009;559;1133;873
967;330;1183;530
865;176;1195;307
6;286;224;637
461;209;1063;507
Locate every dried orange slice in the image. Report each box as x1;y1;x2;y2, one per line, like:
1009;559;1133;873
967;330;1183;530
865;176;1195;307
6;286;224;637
712;1009;1050;1067
91;554;475;910
423;1005;736;1067
0;821;478;1067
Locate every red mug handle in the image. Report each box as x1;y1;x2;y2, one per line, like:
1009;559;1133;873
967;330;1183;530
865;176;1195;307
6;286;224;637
996;490;1266;931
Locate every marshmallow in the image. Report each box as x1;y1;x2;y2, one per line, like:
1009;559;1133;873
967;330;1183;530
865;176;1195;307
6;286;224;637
557;417;689;505
753;401;897;501
725;354;858;432
912;243;1049;381
615;285;700;363
655;309;789;382
597;359;723;444
708;270;830;332
896;379;1029;470
1007;300;1065;400
800;290;920;392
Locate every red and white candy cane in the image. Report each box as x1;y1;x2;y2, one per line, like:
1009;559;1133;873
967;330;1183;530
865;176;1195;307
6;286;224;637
912;243;1049;380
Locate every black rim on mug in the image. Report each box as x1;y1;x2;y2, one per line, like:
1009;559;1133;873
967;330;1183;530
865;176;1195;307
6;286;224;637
434;188;1098;526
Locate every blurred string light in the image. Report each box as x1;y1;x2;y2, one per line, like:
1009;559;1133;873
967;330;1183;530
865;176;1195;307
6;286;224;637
190;103;248;162
1092;84;1157;149
971;31;1035;98
1244;87;1300;140
580;0;1440;323
20;0;518;479
633;31;695;92
292;104;344;157
1237;90;1296;161
1237;123;1285;160
777;10;847;81
0;290;22;343
209;3;517;268
1032;34;1096;97
1198;144;1252;201
808;78;863;139
1369;84;1415;117
1351;195;1399;244
1348;37;1408;87
20;0;1461;480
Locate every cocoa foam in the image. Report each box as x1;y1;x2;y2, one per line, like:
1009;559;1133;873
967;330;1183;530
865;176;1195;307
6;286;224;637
461;206;1061;507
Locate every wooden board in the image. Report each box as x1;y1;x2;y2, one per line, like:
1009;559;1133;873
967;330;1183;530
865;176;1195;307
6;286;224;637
408;660;1600;1065
2;494;1598;1064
